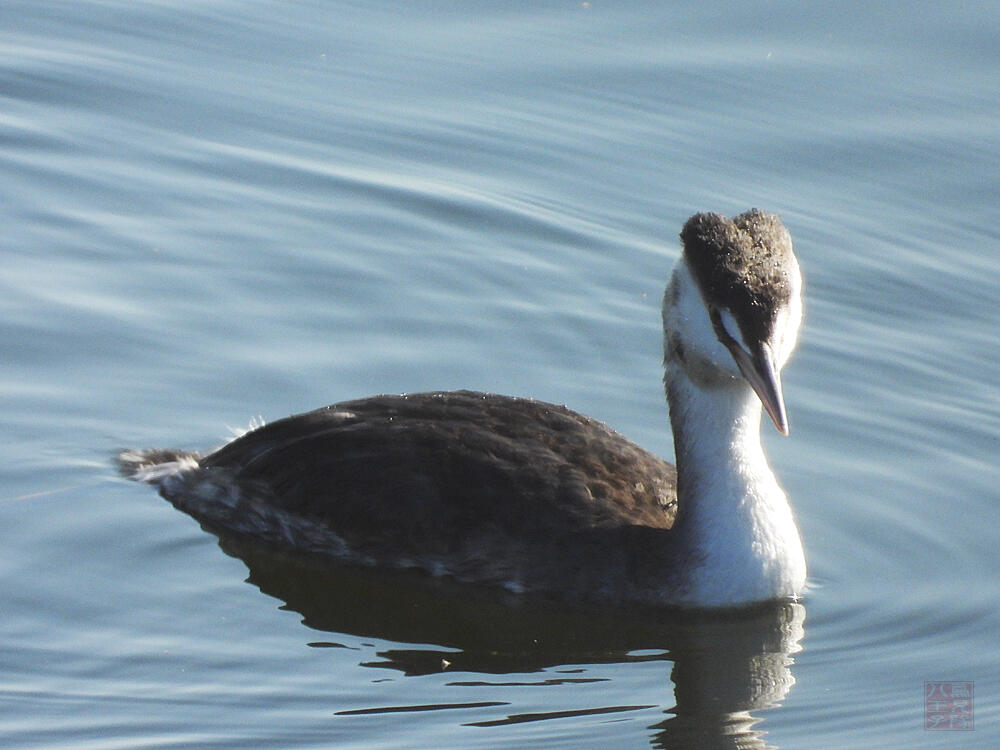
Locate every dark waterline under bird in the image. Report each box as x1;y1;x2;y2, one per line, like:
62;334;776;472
118;209;807;609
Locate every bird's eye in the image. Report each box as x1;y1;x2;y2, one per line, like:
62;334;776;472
709;307;740;351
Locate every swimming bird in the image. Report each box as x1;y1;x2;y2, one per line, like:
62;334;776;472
118;209;806;609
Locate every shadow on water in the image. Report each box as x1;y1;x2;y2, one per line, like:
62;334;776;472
215;532;806;749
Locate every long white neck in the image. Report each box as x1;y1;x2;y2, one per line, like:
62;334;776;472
665;367;806;608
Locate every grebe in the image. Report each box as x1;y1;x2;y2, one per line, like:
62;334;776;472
118;209;806;609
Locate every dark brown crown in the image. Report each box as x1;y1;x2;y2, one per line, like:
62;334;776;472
680;209;795;348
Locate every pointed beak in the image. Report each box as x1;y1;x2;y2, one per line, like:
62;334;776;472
733;343;789;435
708;309;790;435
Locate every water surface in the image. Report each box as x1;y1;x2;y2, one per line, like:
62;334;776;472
2;1;998;747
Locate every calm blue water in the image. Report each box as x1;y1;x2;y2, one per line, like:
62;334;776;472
2;1;998;747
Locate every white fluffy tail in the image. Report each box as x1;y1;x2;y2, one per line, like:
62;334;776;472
116;449;201;485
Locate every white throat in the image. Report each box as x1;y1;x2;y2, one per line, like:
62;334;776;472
662;262;806;607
